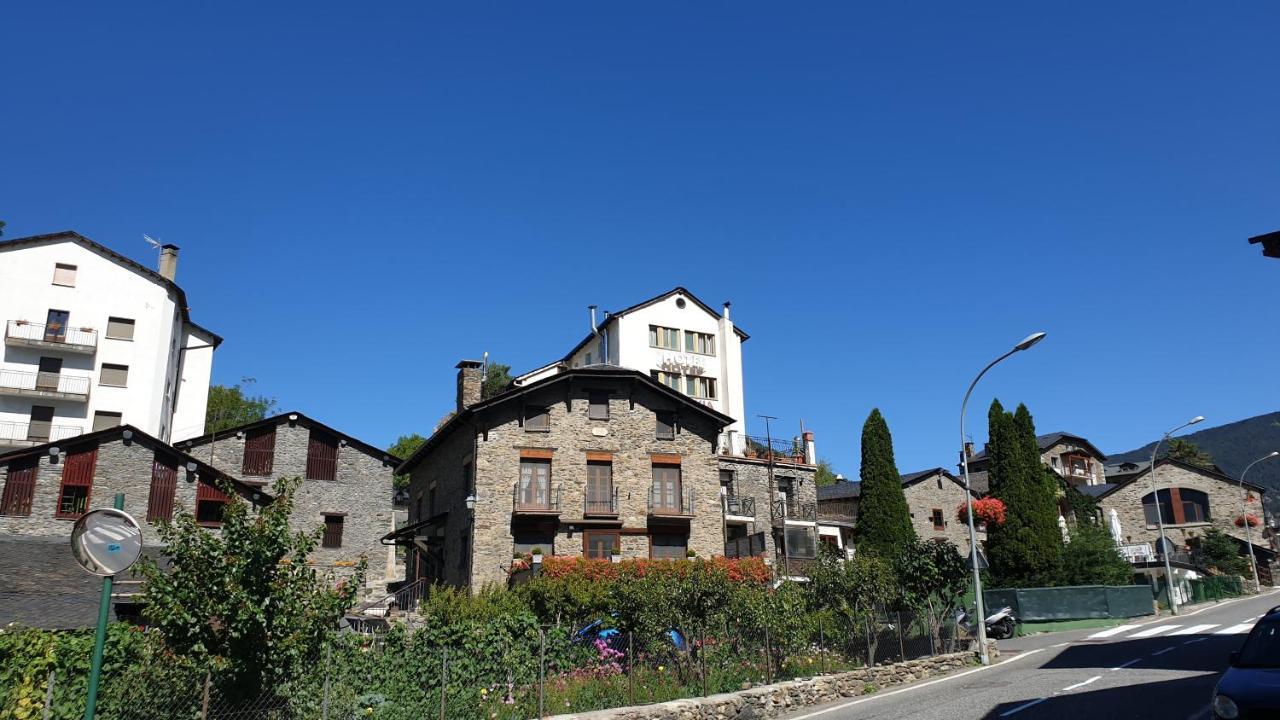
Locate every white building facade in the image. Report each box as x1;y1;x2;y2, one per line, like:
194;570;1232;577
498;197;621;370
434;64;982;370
515;288;749;453
0;231;219;450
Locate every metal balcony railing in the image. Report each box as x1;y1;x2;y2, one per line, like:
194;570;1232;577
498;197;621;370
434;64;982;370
772;499;817;524
0;420;81;445
5;321;97;354
0;370;91;401
512;482;561;514
584;488;618;516
724;532;767;558
742;435;808;463
648;486;695;517
723;495;756;517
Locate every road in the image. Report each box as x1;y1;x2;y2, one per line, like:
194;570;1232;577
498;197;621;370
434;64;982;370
782;590;1280;720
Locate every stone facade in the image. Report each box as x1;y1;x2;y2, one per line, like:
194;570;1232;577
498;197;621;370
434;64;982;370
402;368;735;591
719;456;818;573
1100;460;1266;551
902;470;984;553
180;414;400;592
1041;440;1105;487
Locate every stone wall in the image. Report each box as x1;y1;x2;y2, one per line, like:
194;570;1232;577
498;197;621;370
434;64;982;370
547;645;994;720
718;457;817;569
903;471;985;553
1100;462;1265;550
1041;440;1105;486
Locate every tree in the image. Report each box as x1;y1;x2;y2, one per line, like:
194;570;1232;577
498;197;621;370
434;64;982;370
140;476;363;699
808;546;896;634
1060;522;1133;586
814;459;839;487
1198;528;1249;576
0;220;6;237
895;539;970;646
481;362;514;399
984;401;1064;587
852;408;915;555
1164;438;1215;469
388;433;427;490
205;380;277;433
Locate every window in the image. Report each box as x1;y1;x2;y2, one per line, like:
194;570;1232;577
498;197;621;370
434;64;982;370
99;363;129;387
27;406;54;442
242;426;276;476
584;352;592;365
931;509;945;532
92;411;122;432
306;429;339;481
517;459;552;510
55;448;97;519
656;411;676;440
146;455;178;522
584;530;620;559
195;479;229;526
524;406;550;431
1142;488;1211;526
650;532;688;559
685;376;717;400
719;469;735;493
52;263;77;287
1;457;39;516
323;514;345;548
651;464;683;513
684;331;716;356
649;325;681;350
105;317;135;341
586;461;614;514
785;526;817;559
513;528;555;555
36;357;62;390
650;371;682;391
1179;489;1211;524
588;391;610;421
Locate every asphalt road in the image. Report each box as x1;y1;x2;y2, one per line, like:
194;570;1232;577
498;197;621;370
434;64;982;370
782;590;1280;720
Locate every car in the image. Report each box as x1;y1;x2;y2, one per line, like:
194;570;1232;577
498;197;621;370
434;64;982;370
1212;610;1280;718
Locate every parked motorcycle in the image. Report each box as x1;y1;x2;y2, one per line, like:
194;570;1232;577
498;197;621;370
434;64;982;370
956;605;1017;640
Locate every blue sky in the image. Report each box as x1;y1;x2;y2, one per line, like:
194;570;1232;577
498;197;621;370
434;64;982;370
3;2;1278;476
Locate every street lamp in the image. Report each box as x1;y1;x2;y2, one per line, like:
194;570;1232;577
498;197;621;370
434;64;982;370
1239;452;1278;591
960;331;1047;666
1149;416;1205;615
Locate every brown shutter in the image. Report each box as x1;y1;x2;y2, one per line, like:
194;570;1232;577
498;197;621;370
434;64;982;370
242;427;277;476
147;455;178;522
196;477;230;502
306;430;339;481
55;447;96;519
1;457;39;516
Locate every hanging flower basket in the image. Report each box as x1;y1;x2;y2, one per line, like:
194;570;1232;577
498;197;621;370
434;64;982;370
957;497;1007;526
1235;513;1261;528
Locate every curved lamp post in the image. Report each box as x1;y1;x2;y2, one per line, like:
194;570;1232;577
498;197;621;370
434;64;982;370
960;331;1046;666
1149;416;1205;615
1239;451;1278;591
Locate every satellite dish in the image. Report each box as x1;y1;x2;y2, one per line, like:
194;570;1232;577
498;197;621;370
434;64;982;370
71;508;143;577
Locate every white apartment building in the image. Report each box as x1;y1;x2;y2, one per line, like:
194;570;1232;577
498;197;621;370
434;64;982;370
0;231;219;450
514;288;750;452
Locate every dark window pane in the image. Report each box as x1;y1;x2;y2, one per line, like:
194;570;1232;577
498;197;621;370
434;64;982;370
589;392;610;420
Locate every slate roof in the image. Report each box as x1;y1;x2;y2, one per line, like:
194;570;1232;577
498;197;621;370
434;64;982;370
817;467;983;502
817;481;860;501
1077;483;1118;498
968;431;1107;463
1096;456;1266;499
177;411;401;467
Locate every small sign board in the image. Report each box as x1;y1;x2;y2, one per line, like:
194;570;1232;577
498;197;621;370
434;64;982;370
71;508;143;577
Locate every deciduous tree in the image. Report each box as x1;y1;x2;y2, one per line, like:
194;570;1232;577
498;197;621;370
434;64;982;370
1060;522;1133;586
205;380;277;434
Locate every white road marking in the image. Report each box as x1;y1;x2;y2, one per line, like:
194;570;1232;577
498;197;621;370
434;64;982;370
1086;624;1140;638
1061;675;1102;692
1051;641;1070;648
1130;624;1181;638
1216;623;1255;635
1182;638;1208;646
786;649;1046;719
1152;646;1178;657
1184;703;1211;720
1109;658;1142;671
1000;697;1049;717
1169;624;1218;635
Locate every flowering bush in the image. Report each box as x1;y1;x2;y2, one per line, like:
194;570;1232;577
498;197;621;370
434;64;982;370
537;556;771;585
956;497;1006;526
1235;513;1261;528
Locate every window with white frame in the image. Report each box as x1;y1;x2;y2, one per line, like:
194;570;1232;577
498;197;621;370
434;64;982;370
649;325;680;350
684;331;715;355
685;376;717;399
650;371;682;392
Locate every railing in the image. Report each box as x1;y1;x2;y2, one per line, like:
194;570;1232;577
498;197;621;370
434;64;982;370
0;369;91;399
354;578;431;617
724;532;767;558
0;420;81;445
5;320;97;350
742;435;808;463
772;499;817;523
584;488;618;516
512;482;561;513
648;486;695;516
723;495;756;517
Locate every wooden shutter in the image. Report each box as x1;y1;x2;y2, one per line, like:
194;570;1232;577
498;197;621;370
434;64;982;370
147;455;178;522
55;447;96;519
196;479;230;503
1;457;39;516
242;426;276;476
306;430;339;481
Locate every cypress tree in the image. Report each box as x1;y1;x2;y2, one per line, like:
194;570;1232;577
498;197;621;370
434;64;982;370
985;401;1064;587
853;408;916;557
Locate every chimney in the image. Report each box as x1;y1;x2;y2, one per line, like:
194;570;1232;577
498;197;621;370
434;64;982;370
456;360;484;411
722;301;731;320
803;431;816;465
158;244;179;281
964;441;974;459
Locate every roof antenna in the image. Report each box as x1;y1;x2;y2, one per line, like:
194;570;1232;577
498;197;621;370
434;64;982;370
143;234;163;250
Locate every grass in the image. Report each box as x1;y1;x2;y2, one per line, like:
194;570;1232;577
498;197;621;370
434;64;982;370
1014;617;1131;637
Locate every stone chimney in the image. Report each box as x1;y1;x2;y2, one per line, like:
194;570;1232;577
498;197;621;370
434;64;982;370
456;360;484;411
158;244;180;281
803;431;816;465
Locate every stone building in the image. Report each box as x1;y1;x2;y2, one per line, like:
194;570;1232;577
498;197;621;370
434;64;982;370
964;431;1108;488
390;363;740;590
719;451;819;578
176;412;401;592
816;469;985;556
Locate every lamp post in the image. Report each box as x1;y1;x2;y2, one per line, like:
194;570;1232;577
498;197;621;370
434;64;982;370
1149;416;1205;615
1239;452;1278;592
960;331;1047;666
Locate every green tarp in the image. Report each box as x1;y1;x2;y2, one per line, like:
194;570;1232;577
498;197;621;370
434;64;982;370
984;585;1154;622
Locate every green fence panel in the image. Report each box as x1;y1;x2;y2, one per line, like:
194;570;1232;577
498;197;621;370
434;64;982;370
985;585;1155;622
982;589;1021;620
1104;586;1154;618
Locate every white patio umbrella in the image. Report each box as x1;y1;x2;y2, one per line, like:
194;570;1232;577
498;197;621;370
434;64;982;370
1108;508;1124;544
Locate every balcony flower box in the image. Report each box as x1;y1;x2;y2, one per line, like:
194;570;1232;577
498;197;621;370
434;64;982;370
957;497;1007;526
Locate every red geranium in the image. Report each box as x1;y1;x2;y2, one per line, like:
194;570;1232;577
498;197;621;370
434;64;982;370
1235;513;1261;528
957;497;1006;526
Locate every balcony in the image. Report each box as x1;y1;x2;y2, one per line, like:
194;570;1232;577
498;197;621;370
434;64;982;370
0;420;81;448
772;499;817;525
648;486;695;518
728;435;810;464
585;488;619;517
723;495;756;518
512;482;561;515
0;370;91;402
724;532;767;558
5;321;97;355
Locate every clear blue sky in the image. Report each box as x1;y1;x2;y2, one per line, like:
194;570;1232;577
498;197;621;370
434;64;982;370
3;3;1278;475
